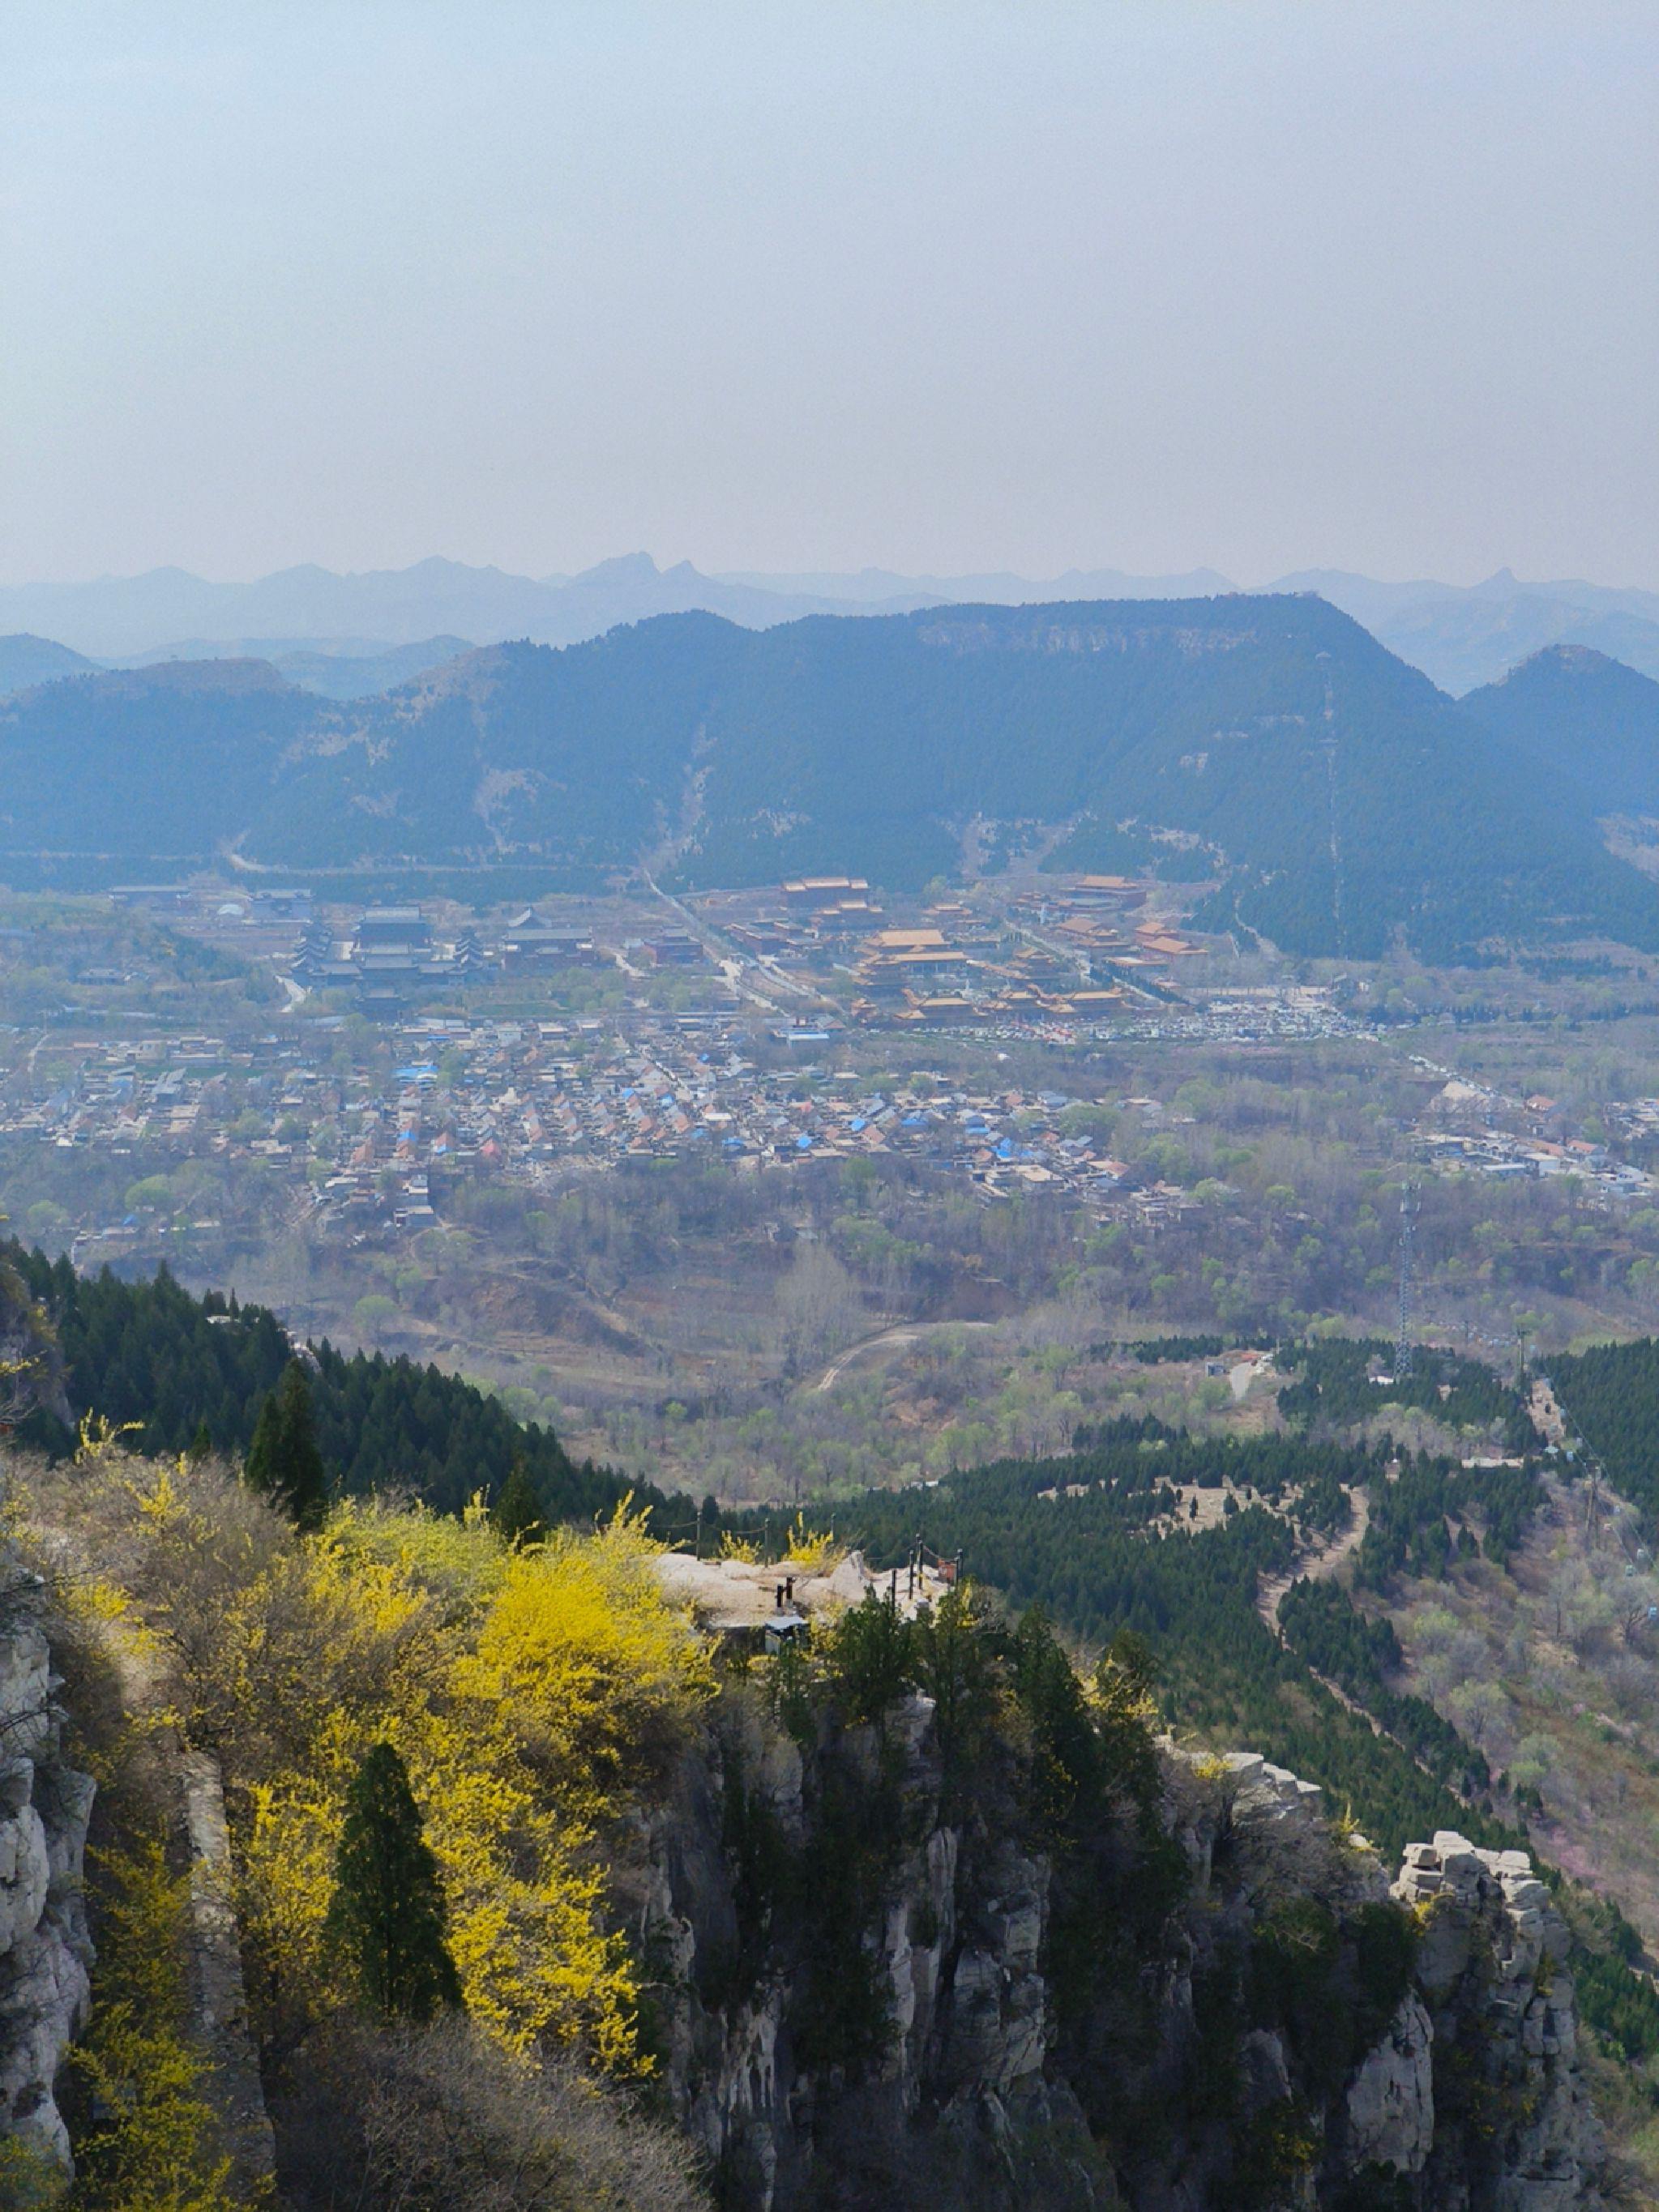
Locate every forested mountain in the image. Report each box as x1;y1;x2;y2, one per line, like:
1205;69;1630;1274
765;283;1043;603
0;658;316;869
0;633;97;698
840;1420;1526;1856
6;1246;685;1530
1547;1335;1659;1522
2;1244;1541;1860
14;1247;1658;2073
1464;645;1659;818
5;594;1659;957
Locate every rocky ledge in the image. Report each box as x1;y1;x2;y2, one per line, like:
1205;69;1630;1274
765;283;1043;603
1389;1831;1605;2212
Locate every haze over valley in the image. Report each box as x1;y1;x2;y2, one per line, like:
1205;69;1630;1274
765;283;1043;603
11;549;1659;695
6;5;1659;2208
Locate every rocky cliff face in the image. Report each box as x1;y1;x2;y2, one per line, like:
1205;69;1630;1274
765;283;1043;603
633;1699;1606;2212
1395;1835;1603;2212
0;1607;95;2171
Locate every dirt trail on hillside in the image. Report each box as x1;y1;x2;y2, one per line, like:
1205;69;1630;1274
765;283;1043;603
811;1320;997;1394
1256;1484;1371;1633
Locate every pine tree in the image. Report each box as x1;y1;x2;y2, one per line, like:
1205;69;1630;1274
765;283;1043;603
187;1417;212;1463
490;1458;545;1548
245;1360;328;1531
325;1742;461;2022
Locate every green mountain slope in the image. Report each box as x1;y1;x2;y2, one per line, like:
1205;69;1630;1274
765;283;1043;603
1463;644;1659;818
3;596;1657;956
0;657;313;865
32;1247;1658;2077
7;1247;682;1530
0;633;99;698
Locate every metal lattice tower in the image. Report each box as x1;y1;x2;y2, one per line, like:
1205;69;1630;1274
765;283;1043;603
1396;1181;1420;1380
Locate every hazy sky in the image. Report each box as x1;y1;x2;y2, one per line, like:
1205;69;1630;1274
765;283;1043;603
4;2;1657;587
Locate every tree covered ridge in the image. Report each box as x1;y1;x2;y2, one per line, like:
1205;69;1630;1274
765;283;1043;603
11;1245;1657;2081
5;593;1659;955
2;1243;695;1534
824;1415;1659;2072
1275;1338;1533;1454
1548;1334;1659;1525
836;1423;1516;1854
0;1248;1559;1862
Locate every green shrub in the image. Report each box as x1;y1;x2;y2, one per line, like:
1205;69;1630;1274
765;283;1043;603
824;1593;914;1730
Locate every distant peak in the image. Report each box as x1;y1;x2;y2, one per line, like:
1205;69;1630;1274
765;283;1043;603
573;553;661;584
1467;566;1528;600
1490;642;1625;690
93;656;296;698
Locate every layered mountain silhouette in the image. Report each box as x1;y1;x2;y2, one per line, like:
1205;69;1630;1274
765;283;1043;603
0;554;919;660
4;594;1659;960
1285;570;1659;694
0;634;98;698
8;553;1659;694
0;630;472;706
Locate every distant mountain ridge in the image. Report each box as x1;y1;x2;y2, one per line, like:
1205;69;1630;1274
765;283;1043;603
1285;569;1659;694
0;553;920;660
8;551;1659;693
4;592;1659;960
0;631;472;706
0;634;98;697
712;562;1237;605
122;634;477;701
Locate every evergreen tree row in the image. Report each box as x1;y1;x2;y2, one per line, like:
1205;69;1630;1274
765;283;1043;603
1548;1336;1659;1525
4;1245;697;1536
1276;1337;1532;1448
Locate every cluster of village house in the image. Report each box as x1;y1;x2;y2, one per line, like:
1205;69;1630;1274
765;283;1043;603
15;997;1235;1270
1413;1061;1659;1198
15;883;1656;1268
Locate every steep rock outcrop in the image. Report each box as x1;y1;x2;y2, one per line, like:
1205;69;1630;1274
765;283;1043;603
1397;1834;1604;2212
633;1702;1606;2212
0;1613;94;2170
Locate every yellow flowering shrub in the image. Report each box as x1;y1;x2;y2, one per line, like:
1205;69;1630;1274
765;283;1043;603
68;1837;242;2212
456;1506;714;1804
232;1498;709;2072
34;1453;713;2077
240;1698;640;2065
782;1514;840;1573
326;1492;507;1619
186;1531;441;1774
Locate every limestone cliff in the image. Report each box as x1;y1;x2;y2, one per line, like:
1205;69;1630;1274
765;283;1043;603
1395;1836;1603;2212
631;1697;1606;2212
0;1604;95;2172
